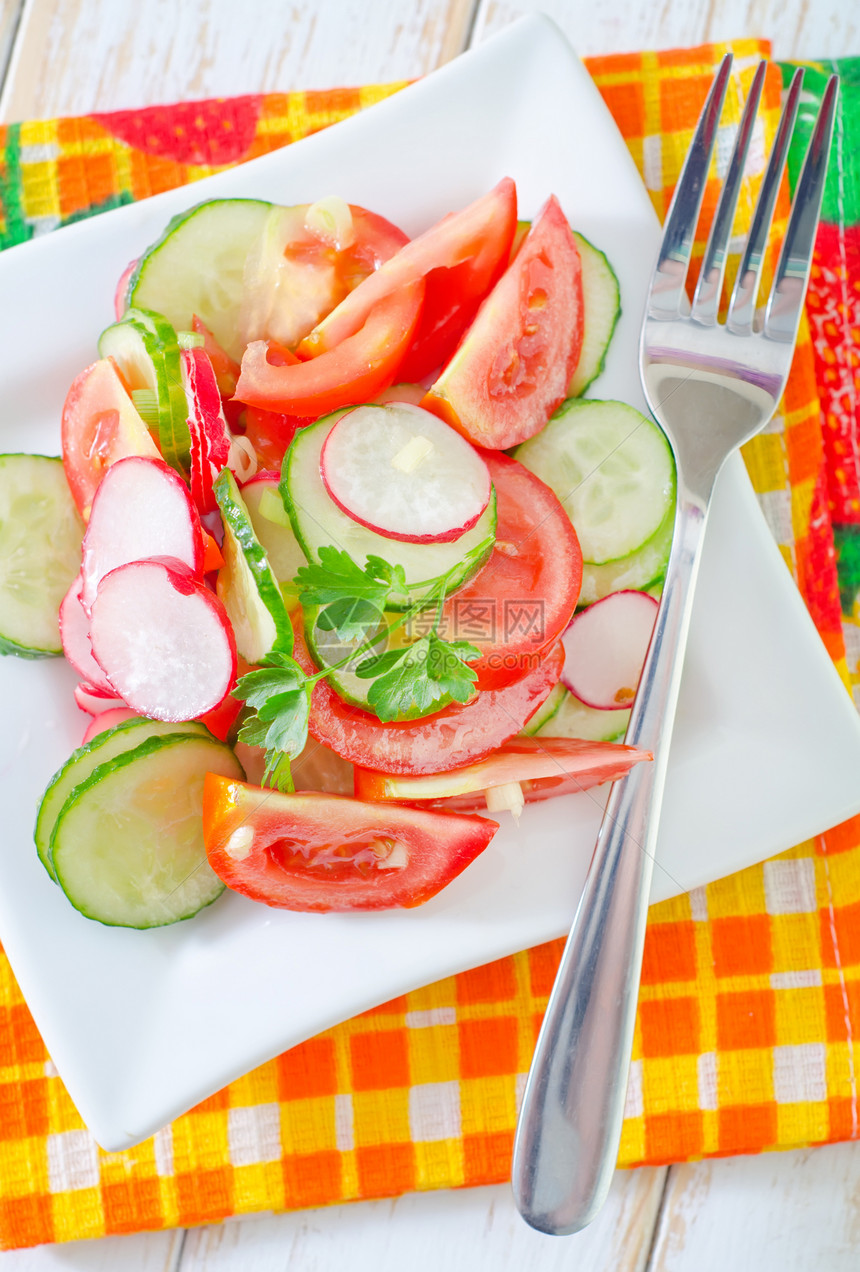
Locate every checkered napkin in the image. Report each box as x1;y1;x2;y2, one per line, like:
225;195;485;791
1;38;860;1251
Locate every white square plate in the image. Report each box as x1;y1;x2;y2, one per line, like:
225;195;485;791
2;16;860;1151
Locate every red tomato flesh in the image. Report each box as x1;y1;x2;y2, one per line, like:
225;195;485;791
298;179;517;376
354;735;651;803
191;316;241;398
203;775;498;911
61;358;160;519
440;451;581;690
422;195;584;449
295;621;564;775
233;280;424;417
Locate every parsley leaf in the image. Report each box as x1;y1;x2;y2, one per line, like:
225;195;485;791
356;631;480;723
236;545;482;784
233;660;311;793
294;547;408;640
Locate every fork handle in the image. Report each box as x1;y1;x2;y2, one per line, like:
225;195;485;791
511;488;708;1235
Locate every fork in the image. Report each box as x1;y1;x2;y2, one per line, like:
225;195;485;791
511;56;839;1236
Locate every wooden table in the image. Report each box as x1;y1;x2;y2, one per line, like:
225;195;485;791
1;1;859;1267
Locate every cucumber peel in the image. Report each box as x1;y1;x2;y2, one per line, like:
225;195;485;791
35;716;210;881
127;198;274;361
214;468;294;663
514;398;676;566
0;454;84;658
98;308;191;477
569;232;621;397
282;411;496;608
51;731;243;928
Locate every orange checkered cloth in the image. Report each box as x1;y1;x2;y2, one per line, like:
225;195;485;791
2;37;860;1250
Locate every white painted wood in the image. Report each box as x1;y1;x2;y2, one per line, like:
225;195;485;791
0;0;22;88
472;0;859;61
649;1141;860;1272
178;1171;666;1271
0;1229;183;1271
0;0;475;122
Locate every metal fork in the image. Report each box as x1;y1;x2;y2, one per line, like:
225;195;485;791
512;56;839;1235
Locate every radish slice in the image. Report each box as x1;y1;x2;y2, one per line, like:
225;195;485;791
90;557;237;722
74;681;126;716
561;590;659;710
82;707;138;744
59;575;115;692
80;456;204;611
320;402;491;543
183;346;232;514
114;258;137;320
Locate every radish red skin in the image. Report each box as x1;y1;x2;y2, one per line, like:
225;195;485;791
561;589;659;710
319;403;492;545
90;556;237;722
59;574;115;693
81;707;138;744
80;455;205;612
73;681;126;716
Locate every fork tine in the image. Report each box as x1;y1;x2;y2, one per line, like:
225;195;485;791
764;74;839;343
726;67;804;335
647;53;733;321
691;61;767;326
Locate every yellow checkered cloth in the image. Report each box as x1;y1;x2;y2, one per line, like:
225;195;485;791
1;37;859;1250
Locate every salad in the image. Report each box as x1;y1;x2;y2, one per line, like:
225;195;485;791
0;180;676;928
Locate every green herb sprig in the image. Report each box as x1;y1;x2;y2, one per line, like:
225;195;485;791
232;548;481;791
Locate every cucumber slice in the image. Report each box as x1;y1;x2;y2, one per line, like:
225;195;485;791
241;477;306;607
533;687;630;743
98;309;190;475
304;605;388;712
521;681;566;735
127;199;274;362
579;502;674;607
214;468;293;663
51;732;243;928
36;716;210;881
569;233;621;397
304;606;464;721
514;398;675;565
0;454;84;658
283;412;496;607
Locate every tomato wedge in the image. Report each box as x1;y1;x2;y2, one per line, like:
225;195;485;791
191;316;241;398
440;451;581;690
233;280;424;417
298;179;517;379
202;776;498;911
422;195;584;449
61;358;160;520
354;735;651;804
295;622;564;774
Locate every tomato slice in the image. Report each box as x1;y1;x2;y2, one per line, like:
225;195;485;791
298;179;517;379
191;316;241;398
240;202;411;352
440;451;581;690
422;196;584;449
354;735;651;804
61;358;160;520
202;776;498;911
233;280;424;417
295;622;564;774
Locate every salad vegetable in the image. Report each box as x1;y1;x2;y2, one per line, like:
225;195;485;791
0;179;671;926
